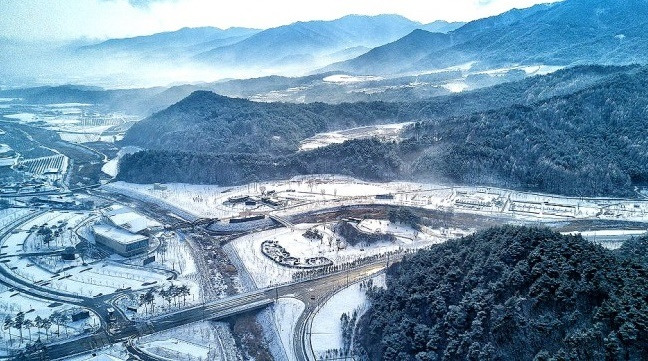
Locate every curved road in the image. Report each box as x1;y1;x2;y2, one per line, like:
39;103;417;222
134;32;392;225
3;190;400;360
25;261;386;360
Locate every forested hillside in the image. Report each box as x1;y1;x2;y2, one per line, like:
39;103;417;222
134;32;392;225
616;236;648;268
332;0;648;75
121;91;403;154
121;64;634;154
357;226;648;361
408;66;648;196
118;65;648;197
117;138;401;184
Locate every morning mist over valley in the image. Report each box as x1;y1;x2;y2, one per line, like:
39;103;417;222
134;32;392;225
0;0;647;360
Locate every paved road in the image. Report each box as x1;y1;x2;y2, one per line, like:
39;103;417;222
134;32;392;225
1;191;394;360
291;262;392;361
13;260;388;360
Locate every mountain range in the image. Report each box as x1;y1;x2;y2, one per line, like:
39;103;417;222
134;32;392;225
117;64;648;197
73;15;465;82
78;27;261;61
4;0;648;87
330;0;648;75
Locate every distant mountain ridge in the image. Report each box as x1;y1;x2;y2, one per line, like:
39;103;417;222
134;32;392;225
194;14;464;71
78;26;261;60
330;0;648;75
60;15;465;85
77;15;465;69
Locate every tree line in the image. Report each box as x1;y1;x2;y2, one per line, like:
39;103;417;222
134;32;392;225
118;65;648;197
355;226;648;360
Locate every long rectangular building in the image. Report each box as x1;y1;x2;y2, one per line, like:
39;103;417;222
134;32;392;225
93;224;149;257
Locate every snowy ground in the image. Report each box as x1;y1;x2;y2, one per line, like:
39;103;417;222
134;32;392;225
298;122;412;152
356;219;467;246
1;103;137;145
230;227;303;288
272;297;305;361
322;75;383;83
1;211;170;298
101;146;142;178
6;252;169;297
0;289;100;353
0;208;34;229
231;223;393;288
231;219;461;288
442;82;469;93
310;273;386;359
104;177;416;220
135;320;241;361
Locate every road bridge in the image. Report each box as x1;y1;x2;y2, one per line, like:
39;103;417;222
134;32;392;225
17;261;388;361
268;214;294;229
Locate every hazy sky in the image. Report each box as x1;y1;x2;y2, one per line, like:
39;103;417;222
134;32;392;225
0;0;561;41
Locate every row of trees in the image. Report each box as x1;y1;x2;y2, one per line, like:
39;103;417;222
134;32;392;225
138;284;192;315
2;311;70;345
34;223;72;249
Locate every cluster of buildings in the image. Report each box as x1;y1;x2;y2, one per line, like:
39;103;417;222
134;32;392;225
0;179;53;195
92;205;161;257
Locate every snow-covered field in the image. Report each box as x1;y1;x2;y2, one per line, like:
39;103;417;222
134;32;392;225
105;176;648;226
323;74;383;83
0;208;34;229
1;211;169;297
230;227;304;288
3;113;38;123
0;289;100;353
310;273;385;359
231;219;461;288
231;224;393;288
1;103;137;144
356;219;466;246
135;320;240;361
105;177;415;220
101;146;142;178
5;210;90;254
298;122;412;152
6;253;169;297
442;82;469;93
272;297;304;361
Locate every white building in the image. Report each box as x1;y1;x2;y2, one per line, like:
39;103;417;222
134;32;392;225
93;224;149;257
102;204;161;234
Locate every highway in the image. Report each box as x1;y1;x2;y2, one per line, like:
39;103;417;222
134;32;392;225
14;260;389;360
1;185;397;360
291;263;390;361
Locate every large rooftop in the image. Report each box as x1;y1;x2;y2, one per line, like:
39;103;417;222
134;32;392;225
93;224;148;245
103;204;161;233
